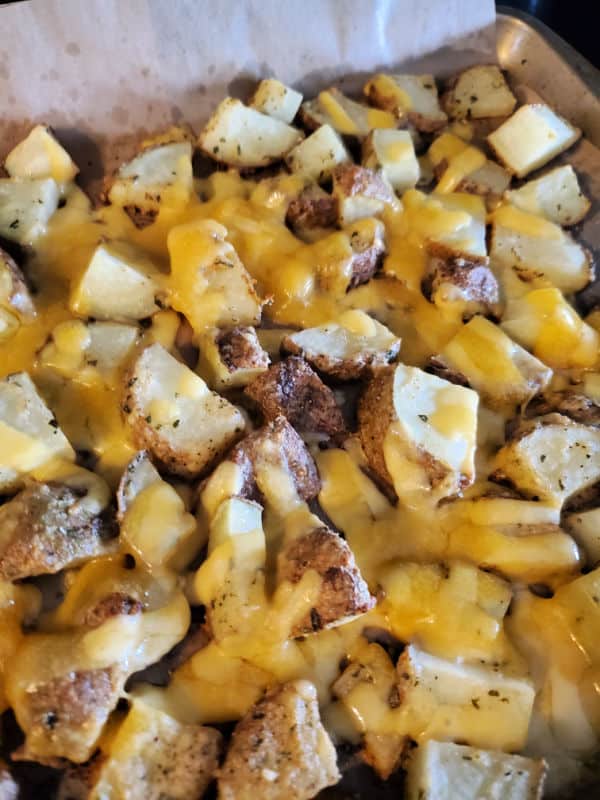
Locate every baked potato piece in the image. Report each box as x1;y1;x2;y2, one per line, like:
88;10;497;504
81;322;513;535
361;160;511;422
0;245;35;318
331;164;397;227
0;760;18;800
301;88;397;136
0;372;75;494
285;124;351;183
116;450;160;520
441;65;517;121
564;507;600;567
428;133;511;201
277;524;374;635
282;309;400;380
218;680;340;800
405;740;546;800
491;413;600;508
250;79;303;124
344;216;387;289
4;124;78;184
432;315;552;411
490;204;592;294
396;644;535;751
505;163;590;227
363;74;447;131
358;364;478;506
487;104;581;178
197;325;270;391
123;343;246;478
198;98;303;168
0;177;59;244
362;129;420;193
525;391;600;427
245;356;347;442
58;700;222;800
285;184;338;241
422;254;501;320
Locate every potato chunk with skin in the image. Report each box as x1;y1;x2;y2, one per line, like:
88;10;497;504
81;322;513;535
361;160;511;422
491;413;600;508
285;184;338;241
301;88;397;137
245;356;347;442
362;129;420;193
422;254;501;320
364;74;447;131
358;364;478;507
4;124;78;183
487;104;581;178
123;343;246;478
331;163;397;227
441;65;517;121
564;507;600;567
198;98;303;168
429;133;510;201
197;325;270;391
0;177;59;244
285;124;351;182
0;246;35;319
218;680;340;800
505;164;590;227
250;79;303;124
405;740;546;800
283;310;401;380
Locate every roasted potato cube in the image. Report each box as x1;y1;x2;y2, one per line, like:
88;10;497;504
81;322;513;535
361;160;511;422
362;129;420;193
501;288;599;370
285;124;351;182
168;219;262;331
250;79;303;124
245;355;346;442
434;315;552;410
197;326;270;391
487;104;581;178
218;680;340;800
70;240;163;322
358;364;478;506
429;133;510;200
116;451;160;519
301;87;397;136
123;343;246;478
285;184;338;241
564;508;600;567
283;309;400;380
0;177;59;244
4;124;78;183
505;164;590;227
491;413;600;507
422;254;501;319
405;740;546;800
364;74;447;131
441;65;517;120
0;245;35;319
396;644;535;751
331;164;397;226
0;371;75;493
198;98;303;168
490;204;592;294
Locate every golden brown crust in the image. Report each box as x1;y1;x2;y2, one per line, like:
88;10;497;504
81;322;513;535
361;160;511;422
357;367;397;487
331;164;396;204
216;327;270;373
422;254;501;319
347;227;386;289
285;185;338;235
282;334;400;381
363;82;446;133
525;392;600;427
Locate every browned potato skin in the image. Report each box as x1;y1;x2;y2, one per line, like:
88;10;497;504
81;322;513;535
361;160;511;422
426;356;470;388
0;483;116;581
286;184;338;238
245;356;347;442
422;254;502;320
525;392;600;427
0;245;36;317
347;227;386;289
331;163;396;205
363;84;445;133
282;333;400;381
83;593;143;629
278;526;374;635
217;326;270;373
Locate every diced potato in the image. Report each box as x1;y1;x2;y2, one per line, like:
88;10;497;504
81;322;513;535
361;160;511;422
364;74;447;131
436;315;552;410
428;133;510;200
331;164;397;226
285;124;351;182
250;79;303;124
70;241;163;322
197;326;270;391
362;129;420;193
490;204;592;294
563;508;600;567
501;288;599;370
116;450;161;519
4;124;78;183
441;65;517;120
492;414;600;507
405;740;546;800
285;183;338;241
108;140;193;227
423;254;500;320
301;88;397;136
0;177;59;244
167;219;262;331
0;372;74;493
282;310;401;380
487;104;581;178
505;164;590;227
0;247;35;319
358;364;478;506
396;644;535;750
198;98;303;167
123;343;246;478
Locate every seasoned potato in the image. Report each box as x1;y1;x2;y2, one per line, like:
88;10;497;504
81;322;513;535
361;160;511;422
250;79;303;124
4;124;78;183
301;88;397;136
487;104;581;178
525;391;600;427
441;65;517;120
358;364;479;506
197;325;270;391
0;245;35;318
364;74;447;131
505;164;590;227
285;184;338;241
285;124;351;182
331;164;397;226
564;507;600;567
218;681;340;800
362;129;420;193
0;177;59;244
198;98;303;167
422;254;501;320
123;343;246;478
428;133;510;200
283;309;401;380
